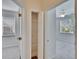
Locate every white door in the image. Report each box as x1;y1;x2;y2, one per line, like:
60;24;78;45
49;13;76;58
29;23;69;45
2;0;23;59
45;8;56;59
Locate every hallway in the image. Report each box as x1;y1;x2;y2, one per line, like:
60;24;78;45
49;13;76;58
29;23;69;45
2;0;76;59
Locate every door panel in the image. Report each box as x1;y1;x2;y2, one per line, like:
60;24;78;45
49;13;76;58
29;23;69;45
2;0;22;59
45;8;56;59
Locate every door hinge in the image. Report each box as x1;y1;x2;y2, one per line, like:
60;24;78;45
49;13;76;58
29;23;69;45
18;37;22;40
18;13;22;17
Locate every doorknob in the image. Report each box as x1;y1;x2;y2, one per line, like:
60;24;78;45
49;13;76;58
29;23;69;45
17;37;22;40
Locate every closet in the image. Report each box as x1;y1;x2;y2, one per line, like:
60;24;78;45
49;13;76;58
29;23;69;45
31;12;38;59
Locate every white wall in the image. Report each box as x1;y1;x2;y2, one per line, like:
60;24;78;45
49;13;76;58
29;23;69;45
45;8;56;59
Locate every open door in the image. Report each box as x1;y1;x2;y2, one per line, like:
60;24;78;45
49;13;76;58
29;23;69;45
44;0;76;59
2;0;23;59
45;8;56;59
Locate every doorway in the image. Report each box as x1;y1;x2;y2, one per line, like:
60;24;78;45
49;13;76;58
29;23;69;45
44;0;76;59
31;12;38;59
